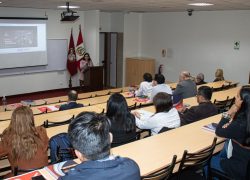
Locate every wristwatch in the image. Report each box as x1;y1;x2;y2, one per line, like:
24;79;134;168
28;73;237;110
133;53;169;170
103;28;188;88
222;112;231;119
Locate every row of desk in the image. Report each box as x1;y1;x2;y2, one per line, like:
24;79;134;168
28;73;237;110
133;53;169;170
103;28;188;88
0;81;232;122
0;81;239;177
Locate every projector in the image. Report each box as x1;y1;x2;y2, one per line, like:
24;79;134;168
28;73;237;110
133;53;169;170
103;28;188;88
61;10;79;21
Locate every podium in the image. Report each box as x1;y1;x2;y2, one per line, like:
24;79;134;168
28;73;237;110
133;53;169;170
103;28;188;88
85;66;103;91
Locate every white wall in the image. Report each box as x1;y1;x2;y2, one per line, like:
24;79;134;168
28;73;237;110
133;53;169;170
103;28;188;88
123;13;142;85
84;10;100;66
100;12;111;32
0;8;100;96
111;12;124;32
139;10;250;84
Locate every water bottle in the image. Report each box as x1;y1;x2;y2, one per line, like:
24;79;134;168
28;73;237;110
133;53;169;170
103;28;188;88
2;96;7;111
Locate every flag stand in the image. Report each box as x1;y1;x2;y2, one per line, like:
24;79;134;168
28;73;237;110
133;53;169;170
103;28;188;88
69;76;72;88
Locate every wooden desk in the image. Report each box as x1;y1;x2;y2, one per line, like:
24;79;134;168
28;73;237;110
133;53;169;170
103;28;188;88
111;113;224;176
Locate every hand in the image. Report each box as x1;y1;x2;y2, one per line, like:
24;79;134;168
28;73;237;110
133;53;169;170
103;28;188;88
132;111;141;119
227;104;239;117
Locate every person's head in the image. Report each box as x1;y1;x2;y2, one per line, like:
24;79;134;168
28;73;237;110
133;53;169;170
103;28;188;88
2;106;43;160
106;93;135;132
235;85;250;145
179;71;191;81
68;90;78;102
153;92;173;113
68;112;111;161
196;86;213;103
154;74;165;85
143;73;152;82
196;73;205;83
215;69;224;79
84;53;91;61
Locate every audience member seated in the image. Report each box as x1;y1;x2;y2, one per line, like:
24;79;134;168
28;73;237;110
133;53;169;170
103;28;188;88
179;86;218;125
59;90;83;111
210;85;250;179
195;73;207;85
135;72;153;97
173;71;197;100
106;93;137;147
134;92;180;135
0;106;49;177
60;112;140;180
150;74;172;101
213;68;225;82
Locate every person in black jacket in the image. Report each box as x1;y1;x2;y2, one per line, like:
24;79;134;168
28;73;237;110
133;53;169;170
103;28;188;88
59;90;83;111
210;85;250;180
179;86;218;125
106;93;137;147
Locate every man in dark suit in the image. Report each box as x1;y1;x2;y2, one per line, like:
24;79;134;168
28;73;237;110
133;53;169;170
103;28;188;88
179;86;218;125
59;90;83;111
173;71;197;100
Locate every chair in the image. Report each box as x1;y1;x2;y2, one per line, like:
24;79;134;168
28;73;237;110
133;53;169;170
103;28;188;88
43;115;74;128
213;96;235;113
141;155;177;180
139;102;153;108
49;133;76;164
212;85;224;92
159;127;175;134
176;137;217;180
210;168;233;180
128;103;137;111
13;166;43;176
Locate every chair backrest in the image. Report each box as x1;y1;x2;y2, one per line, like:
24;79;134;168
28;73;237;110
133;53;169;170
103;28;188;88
49;133;75;164
128;103;137;111
43;115;74;128
177;137;217;179
139;102;153;109
13;166;43;176
159;127;175;134
141;155;177;180
212;85;224;92
213;97;235;113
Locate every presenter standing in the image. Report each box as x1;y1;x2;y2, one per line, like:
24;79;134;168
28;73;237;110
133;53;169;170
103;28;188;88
79;53;93;86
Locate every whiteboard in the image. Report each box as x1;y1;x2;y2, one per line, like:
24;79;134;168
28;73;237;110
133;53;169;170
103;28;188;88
0;39;68;76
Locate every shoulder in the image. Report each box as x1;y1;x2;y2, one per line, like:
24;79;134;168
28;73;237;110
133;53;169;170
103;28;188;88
116;156;140;170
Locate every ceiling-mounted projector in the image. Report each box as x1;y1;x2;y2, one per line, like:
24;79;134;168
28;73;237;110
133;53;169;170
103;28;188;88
61;2;79;21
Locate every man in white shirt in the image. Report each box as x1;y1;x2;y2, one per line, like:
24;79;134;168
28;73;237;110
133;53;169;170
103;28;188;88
150;74;172;101
135;73;153;97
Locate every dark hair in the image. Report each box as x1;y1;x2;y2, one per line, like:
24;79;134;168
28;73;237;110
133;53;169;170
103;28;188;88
68;112;111;160
197;86;212;100
83;53;92;62
153;92;173;113
154;74;165;84
238;85;250;146
143;73;152;82
106;93;136;132
68;90;78;101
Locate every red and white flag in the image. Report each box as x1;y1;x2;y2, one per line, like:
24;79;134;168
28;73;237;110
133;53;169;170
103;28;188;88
76;25;86;61
67;29;77;76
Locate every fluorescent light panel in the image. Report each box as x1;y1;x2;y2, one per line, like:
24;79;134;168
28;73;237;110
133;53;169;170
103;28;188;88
188;3;214;6
57;5;80;9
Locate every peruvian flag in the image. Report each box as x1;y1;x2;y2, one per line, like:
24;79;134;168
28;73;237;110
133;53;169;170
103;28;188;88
67;29;77;76
76;25;86;61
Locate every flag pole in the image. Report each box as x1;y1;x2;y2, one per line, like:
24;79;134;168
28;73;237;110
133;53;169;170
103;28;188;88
69;76;72;88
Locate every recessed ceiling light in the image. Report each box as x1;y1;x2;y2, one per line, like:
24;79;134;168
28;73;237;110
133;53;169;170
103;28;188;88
0;2;2;3
57;5;80;9
188;3;214;6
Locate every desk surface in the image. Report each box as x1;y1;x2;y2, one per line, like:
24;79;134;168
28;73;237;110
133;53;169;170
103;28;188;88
111;113;223;176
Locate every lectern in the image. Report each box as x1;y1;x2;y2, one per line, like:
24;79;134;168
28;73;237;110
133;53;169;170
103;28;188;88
85;66;103;91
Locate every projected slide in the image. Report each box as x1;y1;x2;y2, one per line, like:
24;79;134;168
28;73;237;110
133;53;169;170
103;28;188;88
0;23;46;54
0;26;37;48
0;20;47;69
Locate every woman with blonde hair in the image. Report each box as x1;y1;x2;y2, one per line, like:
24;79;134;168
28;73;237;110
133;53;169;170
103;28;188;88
0;106;49;176
214;68;224;82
